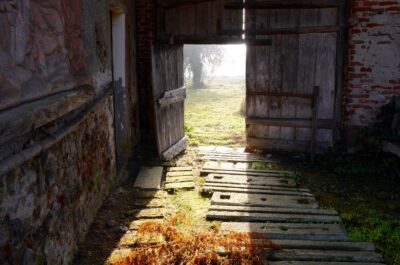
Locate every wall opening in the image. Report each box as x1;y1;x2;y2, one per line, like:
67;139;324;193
183;44;247;147
110;8;130;179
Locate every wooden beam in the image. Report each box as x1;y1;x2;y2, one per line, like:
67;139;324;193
158;87;186;107
225;0;342;9
162;137;188;160
246;118;335;129
0;86;94;146
158;0;214;9
221;25;340;36
247;91;314;99
247;137;329;153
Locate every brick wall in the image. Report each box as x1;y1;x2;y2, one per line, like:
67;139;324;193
345;0;400;127
136;0;158;151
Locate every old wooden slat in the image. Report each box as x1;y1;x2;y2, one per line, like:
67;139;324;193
225;0;342;9
269;260;384;265
247;137;330;152
166;171;193;177
205;182;310;192
158;87;186;107
222;25;340;36
211;192;319;209
165;182;195;190
203;185;313;197
220;222;346;240
206;174;296;187
270;240;376;252
201;168;286;177
127;208;166;219
269;249;384;263
132;198;166;208
209;205;338;216
167;166;192;172
208;211;341;223
310;86;320;161
162;137;188;160
166;176;194;183
0;87;93;146
203;161;292;174
246;118;335;129
133;190;167;199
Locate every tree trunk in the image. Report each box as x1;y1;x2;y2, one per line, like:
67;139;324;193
189;47;204;88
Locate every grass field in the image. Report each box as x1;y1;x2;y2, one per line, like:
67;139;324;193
184;79;245;146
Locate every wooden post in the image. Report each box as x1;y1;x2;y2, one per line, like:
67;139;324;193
310;86;320;162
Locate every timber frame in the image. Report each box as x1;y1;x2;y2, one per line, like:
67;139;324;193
155;0;349;150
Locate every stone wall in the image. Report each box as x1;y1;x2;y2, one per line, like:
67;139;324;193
345;0;400;128
0;95;116;265
0;0;138;264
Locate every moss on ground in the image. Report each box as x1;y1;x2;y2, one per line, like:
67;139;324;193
166;189;220;233
290;150;400;265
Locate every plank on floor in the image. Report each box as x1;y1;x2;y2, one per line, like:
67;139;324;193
269;262;385;265
206;174;296;186
269;249;384;263
211;192;319;209
220;222;347;241
133;166;163;190
209;211;341;224
204;182;310;193
271;240;376;252
204;185;313;197
208;205;338;216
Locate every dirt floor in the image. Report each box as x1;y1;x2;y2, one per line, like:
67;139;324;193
74;146;400;265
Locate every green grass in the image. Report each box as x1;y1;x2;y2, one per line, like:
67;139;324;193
184;79;245;146
291;150;400;265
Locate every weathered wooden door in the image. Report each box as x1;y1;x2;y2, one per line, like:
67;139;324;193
152;44;187;160
246;4;344;152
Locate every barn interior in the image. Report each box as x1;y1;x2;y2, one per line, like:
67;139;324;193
0;0;399;264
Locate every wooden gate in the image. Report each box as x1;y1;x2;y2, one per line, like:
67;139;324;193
152;44;187;160
245;2;345;152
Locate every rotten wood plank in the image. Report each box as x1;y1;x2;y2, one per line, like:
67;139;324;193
211;192;319;209
162;137;188;160
208;211;341;223
220;222;347;240
203;185;313;197
209;205;338;216
158;87;186;107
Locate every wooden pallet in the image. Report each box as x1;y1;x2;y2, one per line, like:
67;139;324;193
200;150;385;264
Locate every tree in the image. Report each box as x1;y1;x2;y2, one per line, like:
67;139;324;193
184;45;224;88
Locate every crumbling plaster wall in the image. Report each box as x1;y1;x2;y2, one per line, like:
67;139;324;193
345;0;400;128
0;0;138;264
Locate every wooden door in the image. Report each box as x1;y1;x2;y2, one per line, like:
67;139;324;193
152;44;187;160
246;6;343;152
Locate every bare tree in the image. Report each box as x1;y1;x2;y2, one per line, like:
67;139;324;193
184;45;224;88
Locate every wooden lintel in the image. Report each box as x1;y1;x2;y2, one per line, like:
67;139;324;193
247;91;314;99
221;25;340;36
158;87;186;107
162;137;188;160
158;0;215;9
246;118;335;129
163;35;244;45
225;0;342;9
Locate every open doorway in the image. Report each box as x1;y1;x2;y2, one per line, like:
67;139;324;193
184;44;247;147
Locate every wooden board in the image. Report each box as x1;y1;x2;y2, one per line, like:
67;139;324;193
211;192;319;209
164;166;195;191
208;205;337;216
220;222;347;240
203;185;313;197
246;7;339;152
152;45;186;160
206;173;297;187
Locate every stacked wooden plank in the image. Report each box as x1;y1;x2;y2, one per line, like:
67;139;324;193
165;167;195;191
201;152;385;264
